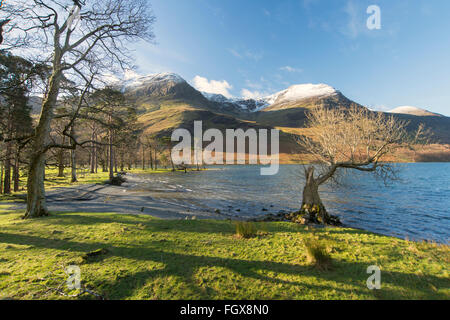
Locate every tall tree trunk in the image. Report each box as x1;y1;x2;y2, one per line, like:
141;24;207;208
120;151;124;172
25;67;63;218
94;133;98;173
154;150;157;171
57;136;66;177
90;131;96;174
13;149;20;192
26;152;48;218
109;129;114;181
3;142;11;194
149;149;153;170
0;162;4;194
103;147;108;172
114;151;118;173
70;126;78;183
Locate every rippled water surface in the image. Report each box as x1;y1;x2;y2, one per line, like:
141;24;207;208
136;164;450;243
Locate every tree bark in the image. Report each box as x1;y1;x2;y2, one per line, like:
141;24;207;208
109;129;114;181
26;152;48;218
149;149;153;170
13;149;20;192
57;136;66;177
70;126;77;183
25;65;62;218
296;166;341;225
142;146;145;170
0;162;4;194
90;131;96;174
3;142;11;194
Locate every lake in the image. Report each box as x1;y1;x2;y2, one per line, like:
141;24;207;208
135;163;450;243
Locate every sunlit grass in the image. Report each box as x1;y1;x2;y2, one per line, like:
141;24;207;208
0;208;448;300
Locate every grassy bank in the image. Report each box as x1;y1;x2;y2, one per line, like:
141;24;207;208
0;206;448;300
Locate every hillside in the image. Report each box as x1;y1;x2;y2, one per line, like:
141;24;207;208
28;72;450;162
113;73;448;162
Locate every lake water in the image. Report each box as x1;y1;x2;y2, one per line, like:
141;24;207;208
136;163;450;243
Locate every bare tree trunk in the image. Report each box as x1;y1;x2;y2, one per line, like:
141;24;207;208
295;167;341;225
25;68;62;218
26;152;48;218
109;129;114;181
70;126;77;183
94;133;98;173
142;147;145;170
103;147;108;172
0;162;3;194
114;151;118;173
13;149;20;192
3;142;11;194
120;151;124;172
154;150;157;171
90;131;96;174
57;136;66;177
149;149;153;170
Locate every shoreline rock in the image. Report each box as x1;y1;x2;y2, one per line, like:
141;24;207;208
248;210;342;227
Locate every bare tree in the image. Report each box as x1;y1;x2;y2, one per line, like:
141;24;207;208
1;0;155;218
295;105;427;225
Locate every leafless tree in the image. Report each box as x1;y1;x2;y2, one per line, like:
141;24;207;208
295;105;428;225
0;0;155;218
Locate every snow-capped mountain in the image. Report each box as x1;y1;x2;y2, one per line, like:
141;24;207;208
117;72;343;113
117;72;186;93
264;84;339;106
96;71;450;145
201;83;340;113
388;106;442;117
201;92;269;112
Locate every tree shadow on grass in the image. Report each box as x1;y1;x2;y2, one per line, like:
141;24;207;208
45;213;303;236
1;232;448;300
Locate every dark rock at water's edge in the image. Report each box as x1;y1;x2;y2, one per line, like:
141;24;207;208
249;210;342;227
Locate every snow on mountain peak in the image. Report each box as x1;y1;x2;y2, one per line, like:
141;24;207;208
115;72;186;92
201;83;339;112
126;72;185;87
265;84;338;105
388;106;440;117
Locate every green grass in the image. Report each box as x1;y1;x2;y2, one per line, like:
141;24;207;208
235;221;258;239
0;206;448;300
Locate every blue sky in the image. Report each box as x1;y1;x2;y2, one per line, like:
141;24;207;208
130;0;450;116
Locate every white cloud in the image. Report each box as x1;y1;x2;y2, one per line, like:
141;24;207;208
279;66;303;73
241;89;269;100
193;76;233;98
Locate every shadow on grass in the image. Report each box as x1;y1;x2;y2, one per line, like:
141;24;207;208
1;231;448;300
44;213;302;235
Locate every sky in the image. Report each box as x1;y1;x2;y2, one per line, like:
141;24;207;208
129;0;450;116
